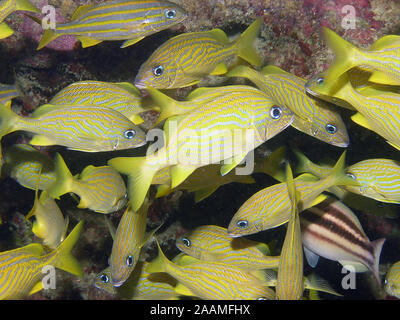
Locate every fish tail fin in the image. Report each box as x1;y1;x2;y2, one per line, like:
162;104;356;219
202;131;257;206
371;238;386;285
292;148;313;175
323;27;360;84
257;146;287;182
326;151;359;188
236;18;262;67
146;87;180;125
37;29;59;50
0;102;19;138
46;153;74;200
53;221;84;276
108;156;157;212
0;22;14;39
145;238;170;274
15;0;40;13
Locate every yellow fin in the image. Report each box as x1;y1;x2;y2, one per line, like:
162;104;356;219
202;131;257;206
221;153;247;176
77;36;102;48
304;273;343;296
71;4;94;20
350;112;374;131
146;87;181;125
46;153;73;199
0;22;14;39
194;186;219;202
15;0;40;13
255;242;271;255
368;70;400;85
120;37;145;48
114;82;141;96
155;184;172;198
29;135;54;146
31;104;60;118
170;165;196;189
37;29;59;50
186;87;216;101
209;63;228;76
174;283;194;296
309;193;329;208
387;140;400;151
261;65;289;76
370;35;400;51
23;243;44;256
28;281;43;296
207;28;230;44
236;18;262;67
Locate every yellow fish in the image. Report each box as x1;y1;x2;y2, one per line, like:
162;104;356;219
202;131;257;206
134;19;262;89
46;154;127;214
0;0;39;39
0;221;83;300
0;103;146;152
146;240;276;300
109;86;294;211
385;261;400;299
176;225;280;271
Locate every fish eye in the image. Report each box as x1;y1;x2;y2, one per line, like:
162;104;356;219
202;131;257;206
384;279;388;285
100;274;109;283
237;220;248;229
257;297;267;300
164;9;177;19
270;106;282;119
126;255;134;267
153;65;164;77
325;123;337;134
347;172;356;180
317;77;324;85
124;129;136;139
181;237;191;247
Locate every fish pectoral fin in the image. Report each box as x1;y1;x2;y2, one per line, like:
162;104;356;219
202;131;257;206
304;273;343;296
15;0;40;13
28;281;44;296
170;165;197;189
174;283;195;297
29;135;55;146
368;70;400;85
155;184;172;198
303;246;320;268
386;140;400;151
77;36;102;48
114;82;141;96
120;37;145;48
221;153;248;176
209;63;228;76
308;194;328;208
31;104;60;118
350;112;374;131
194;185;219;202
339;260;369;273
0;22;14;39
207;28;230;44
71;4;94;20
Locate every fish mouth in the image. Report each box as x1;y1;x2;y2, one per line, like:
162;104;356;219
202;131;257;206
227;230;241;238
134;80;146;89
111;279;125;287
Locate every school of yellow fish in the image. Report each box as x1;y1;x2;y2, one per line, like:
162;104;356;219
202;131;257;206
0;0;400;300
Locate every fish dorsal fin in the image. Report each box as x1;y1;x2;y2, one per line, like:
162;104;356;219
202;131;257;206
30;104;60;118
261;65;289;76
15;0;40;13
23;243;44;256
209;63;228;76
79;165;97;181
77;36;102;48
369;35;400;51
28;281;44;296
29;135;55;146
303;246;319;268
114;82;141;96
207;28;230;44
71;4;94;20
350;112;374;131
368;70;400;85
120;37;145;48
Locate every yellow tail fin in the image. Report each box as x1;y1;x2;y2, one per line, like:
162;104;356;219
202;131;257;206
37;29;59;50
46;153;73;200
236;19;262;67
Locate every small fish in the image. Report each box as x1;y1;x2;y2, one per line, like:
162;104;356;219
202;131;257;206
134;19;262;89
3;144;56;191
46;154;127;214
0;83;20;105
109;86;294;211
25;189;69;249
226;65;349;147
0;103;146;152
384;261;400;299
50;81;152;125
293;147;400;204
0;0;39;39
0;221;83;300
301;197;386;284
176;225;280;271
227;151;360;237
307;73;400;151
313;27;400;95
146;239;276;300
37;0;187;49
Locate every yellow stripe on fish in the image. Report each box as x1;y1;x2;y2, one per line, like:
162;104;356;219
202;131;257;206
226;65;349;147
0;0;39;39
310;27;400;95
50;81;154;125
46;154;127;214
37;0;187;49
385;261;400;299
146;240;276;300
0;221;83;300
109;85;294;211
0;83;20;105
0;103;146;152
134;19;262;89
3;144;56;191
307;73;400;151
227;151;360;237
176;225;280;271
